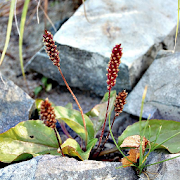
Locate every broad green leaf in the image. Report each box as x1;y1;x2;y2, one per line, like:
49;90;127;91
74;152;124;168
118;119;180;153
0;120;61;163
86;90;116;134
61;138;97;160
54;106;94;143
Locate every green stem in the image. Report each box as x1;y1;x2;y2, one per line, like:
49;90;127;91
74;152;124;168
145;154;180;167
108;114;135;166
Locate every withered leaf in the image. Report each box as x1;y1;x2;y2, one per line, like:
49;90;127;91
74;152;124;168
120;135;148;167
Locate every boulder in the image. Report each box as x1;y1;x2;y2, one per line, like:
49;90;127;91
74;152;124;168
0;74;35;133
124;50;180;121
26;0;177;96
0;155;137;180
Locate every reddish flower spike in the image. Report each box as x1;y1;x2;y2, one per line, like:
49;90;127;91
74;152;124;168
107;44;123;90
43;30;60;67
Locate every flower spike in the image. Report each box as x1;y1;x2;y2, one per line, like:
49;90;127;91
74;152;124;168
43;30;60;67
40;98;57;128
107;44;123;90
114;90;128;116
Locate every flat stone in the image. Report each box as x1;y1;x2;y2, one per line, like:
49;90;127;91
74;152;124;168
0;74;35;133
0;155;138;180
124;50;180;121
50;0;176;95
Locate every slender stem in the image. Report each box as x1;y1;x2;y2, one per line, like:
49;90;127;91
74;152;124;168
96;90;111;152
99;115;116;154
139;86;148;167
108;114;135;165
54;127;64;156
60;121;73;139
57;65;88;147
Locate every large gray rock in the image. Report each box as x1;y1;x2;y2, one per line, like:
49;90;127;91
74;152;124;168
124;50;180;121
139;150;180;180
0;155;137;180
26;0;177;96
0;74;35;133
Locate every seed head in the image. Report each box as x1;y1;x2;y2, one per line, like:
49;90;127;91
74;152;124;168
107;44;123;90
43;30;60;67
114;90;128;116
40;98;57;128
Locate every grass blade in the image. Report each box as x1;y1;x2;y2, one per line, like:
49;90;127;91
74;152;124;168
173;0;180;52
0;0;16;66
139;86;148;167
19;0;30;79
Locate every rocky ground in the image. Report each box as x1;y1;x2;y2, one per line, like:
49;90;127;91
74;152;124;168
0;0;101;113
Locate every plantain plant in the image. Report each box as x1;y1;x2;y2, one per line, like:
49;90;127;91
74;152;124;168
1;30;180;179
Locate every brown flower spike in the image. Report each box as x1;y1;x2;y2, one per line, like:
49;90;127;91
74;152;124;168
43;30;88;146
43;30;60;67
40;98;57;128
114;90;128;116
107;44;123;90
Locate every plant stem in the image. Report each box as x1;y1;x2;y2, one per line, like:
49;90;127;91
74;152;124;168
57;65;88;147
54;127;64;156
139;86;148;167
59;121;73;139
99;115;116;153
97;90;111;151
108;114;135;165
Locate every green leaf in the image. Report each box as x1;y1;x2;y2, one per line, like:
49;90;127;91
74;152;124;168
41;77;48;86
54;106;94;143
65;103;73;109
86;90;116;134
61;138;97;160
45;83;52;92
19;0;30;79
0;120;61;163
118;119;180;153
34;86;43;97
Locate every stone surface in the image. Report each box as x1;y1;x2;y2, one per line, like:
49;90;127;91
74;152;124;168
0;155;138;180
42;0;177;95
124;50;180;121
26;45;120;96
139;150;180;180
0;74;35;133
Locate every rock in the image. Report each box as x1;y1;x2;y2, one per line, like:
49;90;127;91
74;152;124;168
0;74;35;133
0;155;138;180
26;0;177;96
139;150;180;180
41;0;177;96
124;50;180;121
25;46;115;96
112;113;138;137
